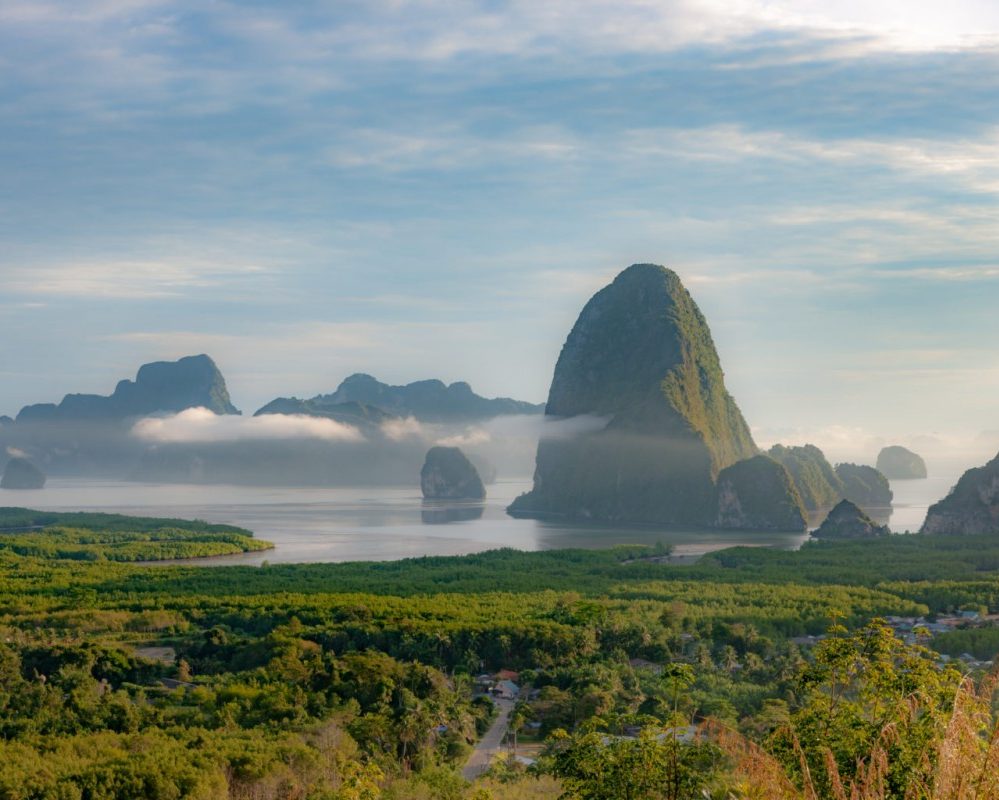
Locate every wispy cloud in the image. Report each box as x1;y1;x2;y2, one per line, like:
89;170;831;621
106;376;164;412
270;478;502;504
3;259;270;299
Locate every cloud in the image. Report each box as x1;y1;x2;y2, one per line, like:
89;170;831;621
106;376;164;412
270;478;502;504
131;407;364;444
5;447;27;458
3;259;271;300
616;124;999;195
380;417;424;442
472;413;611;441
435;428;493;448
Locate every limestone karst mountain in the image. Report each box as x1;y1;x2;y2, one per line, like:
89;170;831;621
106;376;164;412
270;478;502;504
813;499;891;539
877;446;928;480
767;444;842;512
15;355;239;422
420;446;486;500
715;455;807;531
261;373;543;423
922;452;999;534
509;263;800;526
254;398;396;431
1;457;46;489
835;463;893;508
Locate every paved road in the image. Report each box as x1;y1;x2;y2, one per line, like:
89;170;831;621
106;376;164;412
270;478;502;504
462;698;513;780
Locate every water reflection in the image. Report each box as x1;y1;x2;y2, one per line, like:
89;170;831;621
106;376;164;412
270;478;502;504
420;501;485;525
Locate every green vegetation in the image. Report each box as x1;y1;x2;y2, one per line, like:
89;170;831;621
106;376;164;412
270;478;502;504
0;507;270;561
714;455;806;531
511;264;757;526
923;452;999;535
768;443;842;511
1;513;999;797
835;462;893;507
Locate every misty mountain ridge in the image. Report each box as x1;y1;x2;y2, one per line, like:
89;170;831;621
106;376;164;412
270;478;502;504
15;354;239;423
256;373;543;423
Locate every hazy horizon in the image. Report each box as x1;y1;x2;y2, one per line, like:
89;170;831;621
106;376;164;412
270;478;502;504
3;1;998;466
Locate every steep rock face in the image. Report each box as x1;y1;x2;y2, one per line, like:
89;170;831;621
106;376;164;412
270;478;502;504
767;444;842;511
307;373;543;422
1;457;46;489
835;463;893;507
922;453;999;534
813;499;891;539
16;355;239;422
877;446;928;480
420;447;486;500
715;456;807;531
509;263;757;524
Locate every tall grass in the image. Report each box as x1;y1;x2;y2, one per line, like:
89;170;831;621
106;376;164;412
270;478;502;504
715;669;999;800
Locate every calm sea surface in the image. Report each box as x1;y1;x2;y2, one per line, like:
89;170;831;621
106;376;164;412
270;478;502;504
0;474;958;565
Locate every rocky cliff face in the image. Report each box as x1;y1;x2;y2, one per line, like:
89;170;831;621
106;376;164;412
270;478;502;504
1;457;46;489
835;463;893;507
877;446;928;480
509;263;758;525
420;446;486;500
16;355;239;422
922;452;999;534
767;444;842;511
715;456;807;531
813;499;891;539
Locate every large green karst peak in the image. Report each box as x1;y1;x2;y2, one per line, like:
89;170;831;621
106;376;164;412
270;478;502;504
510;263;779;526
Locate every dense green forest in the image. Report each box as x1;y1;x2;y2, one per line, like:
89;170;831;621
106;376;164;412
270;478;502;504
0;507;271;561
1;511;999;797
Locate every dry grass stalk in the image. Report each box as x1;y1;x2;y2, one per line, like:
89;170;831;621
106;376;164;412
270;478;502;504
712;672;999;800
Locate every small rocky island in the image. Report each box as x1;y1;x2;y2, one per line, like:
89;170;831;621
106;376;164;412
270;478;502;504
813;499;891;539
715;455;807;531
835;463;893;507
877;446;928;480
420;446;486;500
921;452;999;534
1;457;46;489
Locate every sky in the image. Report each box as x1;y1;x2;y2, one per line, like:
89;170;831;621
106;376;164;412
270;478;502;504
2;0;999;464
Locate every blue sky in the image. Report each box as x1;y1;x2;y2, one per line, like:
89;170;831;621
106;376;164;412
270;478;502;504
2;1;999;462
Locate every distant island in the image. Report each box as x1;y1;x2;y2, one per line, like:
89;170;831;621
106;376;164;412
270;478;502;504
16;354;239;423
767;443;893;518
420;446;486;500
1;357;542;487
256;373;543;423
877;445;928;480
1;457;46;489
